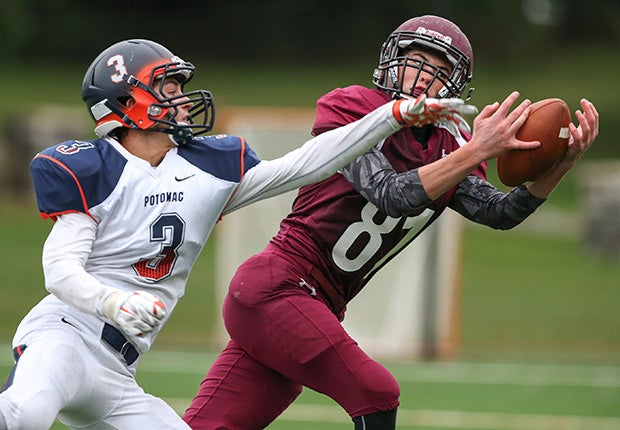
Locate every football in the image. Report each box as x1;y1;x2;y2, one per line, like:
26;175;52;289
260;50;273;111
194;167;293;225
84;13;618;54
497;98;571;186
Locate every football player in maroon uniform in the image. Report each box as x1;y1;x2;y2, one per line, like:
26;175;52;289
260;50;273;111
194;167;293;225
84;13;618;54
184;15;598;430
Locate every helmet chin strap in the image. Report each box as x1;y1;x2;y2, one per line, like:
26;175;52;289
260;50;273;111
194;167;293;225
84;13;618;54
150;114;193;146
167;123;193;146
167;133;181;146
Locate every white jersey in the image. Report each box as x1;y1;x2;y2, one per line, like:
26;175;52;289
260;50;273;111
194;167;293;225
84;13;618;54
28;134;260;352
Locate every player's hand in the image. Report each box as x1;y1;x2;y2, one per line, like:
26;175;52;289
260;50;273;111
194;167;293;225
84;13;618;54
101;290;167;337
563;98;599;165
393;95;478;135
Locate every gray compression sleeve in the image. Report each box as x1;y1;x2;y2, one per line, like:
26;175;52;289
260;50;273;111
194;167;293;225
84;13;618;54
449;175;546;230
342;147;546;229
340;147;431;217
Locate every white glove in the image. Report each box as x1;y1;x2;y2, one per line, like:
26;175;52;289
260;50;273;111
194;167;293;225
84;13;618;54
393;95;478;135
101;290;167;337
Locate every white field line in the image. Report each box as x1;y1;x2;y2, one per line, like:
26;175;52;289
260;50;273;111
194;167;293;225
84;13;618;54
2;345;620;388
166;399;620;430
393;361;620;388
137;350;620;388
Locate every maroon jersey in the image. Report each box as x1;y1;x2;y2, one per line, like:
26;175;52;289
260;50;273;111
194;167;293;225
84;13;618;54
270;85;486;305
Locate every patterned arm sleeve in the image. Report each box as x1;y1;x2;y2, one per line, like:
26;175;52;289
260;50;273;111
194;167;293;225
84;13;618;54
449;175;547;230
340;147;431;217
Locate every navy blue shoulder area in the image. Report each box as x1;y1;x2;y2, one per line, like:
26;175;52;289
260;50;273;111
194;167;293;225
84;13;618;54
178;134;261;182
29;139;126;217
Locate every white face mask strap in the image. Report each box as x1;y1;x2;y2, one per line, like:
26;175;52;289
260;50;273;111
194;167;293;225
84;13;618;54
167;132;180;147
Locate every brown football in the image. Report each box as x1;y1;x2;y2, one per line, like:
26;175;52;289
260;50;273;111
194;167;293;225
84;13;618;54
497;98;571;186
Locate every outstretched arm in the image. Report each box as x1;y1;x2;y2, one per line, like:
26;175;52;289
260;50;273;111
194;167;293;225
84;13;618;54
340;96;598;230
223;96;474;214
339;92;536;217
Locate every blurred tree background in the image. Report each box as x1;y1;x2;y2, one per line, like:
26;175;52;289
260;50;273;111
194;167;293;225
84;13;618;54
1;0;618;65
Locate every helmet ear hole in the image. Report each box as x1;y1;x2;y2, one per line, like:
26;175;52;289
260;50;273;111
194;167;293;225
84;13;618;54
109;127;129;142
118;97;133;108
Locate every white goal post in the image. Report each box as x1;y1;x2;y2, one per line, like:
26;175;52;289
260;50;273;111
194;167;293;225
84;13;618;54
215;106;464;360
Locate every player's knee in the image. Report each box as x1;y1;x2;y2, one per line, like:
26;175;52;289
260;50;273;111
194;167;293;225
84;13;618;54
349;359;400;413
362;359;400;402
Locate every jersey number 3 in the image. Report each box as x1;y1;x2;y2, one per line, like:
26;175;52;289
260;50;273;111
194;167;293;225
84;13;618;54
133;213;185;281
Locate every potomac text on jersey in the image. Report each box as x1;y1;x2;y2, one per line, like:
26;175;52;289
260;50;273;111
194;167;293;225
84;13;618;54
144;191;184;207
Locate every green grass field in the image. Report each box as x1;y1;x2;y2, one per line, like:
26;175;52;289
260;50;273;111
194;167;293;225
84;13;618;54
2;349;618;429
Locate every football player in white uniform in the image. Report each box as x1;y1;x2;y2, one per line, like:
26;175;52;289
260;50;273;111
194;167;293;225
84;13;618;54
0;39;476;429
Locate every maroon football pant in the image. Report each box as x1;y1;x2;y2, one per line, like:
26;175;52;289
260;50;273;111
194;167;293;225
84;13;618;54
183;250;400;429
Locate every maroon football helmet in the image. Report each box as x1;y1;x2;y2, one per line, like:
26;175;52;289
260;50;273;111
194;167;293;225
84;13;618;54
373;15;474;100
